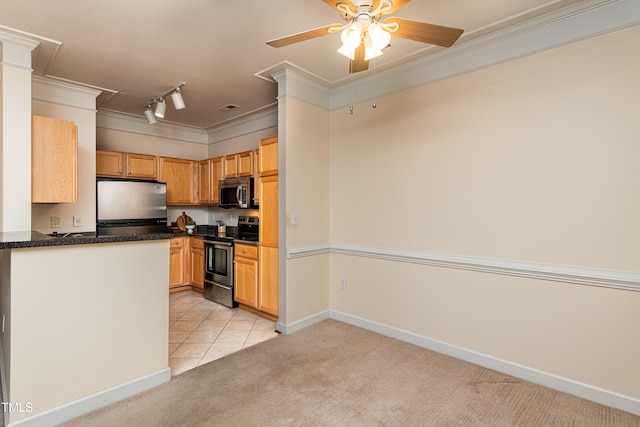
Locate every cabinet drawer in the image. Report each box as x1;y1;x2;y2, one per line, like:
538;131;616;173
171;238;185;248
235;243;258;259
190;237;204;249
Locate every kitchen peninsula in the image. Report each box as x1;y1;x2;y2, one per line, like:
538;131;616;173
0;231;172;425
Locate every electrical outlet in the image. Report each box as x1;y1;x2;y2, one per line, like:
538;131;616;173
340;278;347;289
50;216;60;228
73;216;82;227
291;212;299;225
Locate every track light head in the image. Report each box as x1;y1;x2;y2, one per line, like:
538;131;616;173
171;88;186;110
144;106;157;124
154;98;166;118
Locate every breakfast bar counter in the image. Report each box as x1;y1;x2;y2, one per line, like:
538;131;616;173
0;232;172;425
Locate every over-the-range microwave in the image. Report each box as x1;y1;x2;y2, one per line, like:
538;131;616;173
219;177;255;209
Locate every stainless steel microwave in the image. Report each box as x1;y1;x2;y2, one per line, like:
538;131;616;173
219;177;254;209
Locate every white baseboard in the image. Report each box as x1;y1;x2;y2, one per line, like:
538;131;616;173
276;309;330;335
7;368;171;427
282;310;640;417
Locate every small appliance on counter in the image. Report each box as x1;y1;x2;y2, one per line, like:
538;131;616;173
96;178;168;236
203;216;258;308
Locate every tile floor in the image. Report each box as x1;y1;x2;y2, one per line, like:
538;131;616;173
169;290;280;376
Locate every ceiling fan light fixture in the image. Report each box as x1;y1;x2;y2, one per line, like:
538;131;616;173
171;88;186;110
154;98;166;118
144;106;157;124
337;43;356;60
368;23;392;51
363;37;383;61
340;24;362;50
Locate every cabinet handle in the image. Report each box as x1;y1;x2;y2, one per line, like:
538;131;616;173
119;170;123;175
127;171;132;175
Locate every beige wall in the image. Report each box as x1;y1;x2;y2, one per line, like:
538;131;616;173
7;241;169;423
283;97;331;323
326;26;640;400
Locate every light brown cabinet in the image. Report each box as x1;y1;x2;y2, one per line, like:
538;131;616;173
190;237;204;291
258;136;278;177
170;237;190;292
258;138;279;317
234;243;259;308
198;156;224;205
32;115;78;203
159;156;197;205
96;150;157;180
224;151;254;178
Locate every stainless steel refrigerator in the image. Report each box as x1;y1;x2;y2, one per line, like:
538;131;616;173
96;179;168;235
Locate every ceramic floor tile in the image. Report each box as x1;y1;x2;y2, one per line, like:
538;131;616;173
169;290;278;377
170;319;203;331
184;329;223;343
171;343;212;359
169;330;191;344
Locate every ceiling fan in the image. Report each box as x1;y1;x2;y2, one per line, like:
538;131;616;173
266;0;464;73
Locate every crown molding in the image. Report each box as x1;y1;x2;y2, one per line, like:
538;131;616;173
206;104;278;144
96;110;208;144
32;75;101;110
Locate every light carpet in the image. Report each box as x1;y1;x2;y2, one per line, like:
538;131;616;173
63;319;639;426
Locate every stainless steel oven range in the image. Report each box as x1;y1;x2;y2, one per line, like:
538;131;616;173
203;236;236;308
203;215;259;308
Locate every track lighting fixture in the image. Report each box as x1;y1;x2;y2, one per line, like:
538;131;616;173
143;82;186;124
171;87;186;110
154;98;166;118
144;105;157;124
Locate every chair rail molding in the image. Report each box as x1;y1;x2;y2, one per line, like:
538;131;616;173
287;243;640;292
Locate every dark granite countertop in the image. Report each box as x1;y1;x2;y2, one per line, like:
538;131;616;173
0;230;174;250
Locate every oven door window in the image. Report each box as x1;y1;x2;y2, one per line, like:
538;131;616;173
206;246;226;276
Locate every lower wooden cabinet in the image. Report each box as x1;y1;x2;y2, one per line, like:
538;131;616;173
169;237;190;292
234;243;259;307
190;237;204;291
258;246;278;316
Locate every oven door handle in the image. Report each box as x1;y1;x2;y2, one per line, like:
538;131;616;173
204;240;233;247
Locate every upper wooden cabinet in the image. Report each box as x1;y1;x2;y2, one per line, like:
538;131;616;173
258;136;278;177
32;115;78;203
198;156;224;205
224;151;254;178
158;156;197;205
96;150;157;180
198;159;212;205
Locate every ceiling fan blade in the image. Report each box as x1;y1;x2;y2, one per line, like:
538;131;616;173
323;0;356;13
385;17;463;47
266;24;341;48
350;43;369;73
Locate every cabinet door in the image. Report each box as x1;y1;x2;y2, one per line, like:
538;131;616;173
259;175;279;247
258;175;278;317
159;157;196;205
198;159;212;204
224;154;238;178
258;246;278;316
32;115;78;203
258;136;278;177
235;256;259;308
190;238;204;291
238;150;254;177
211;157;224;205
169;238;187;289
126;153;157;179
96;150;124;177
